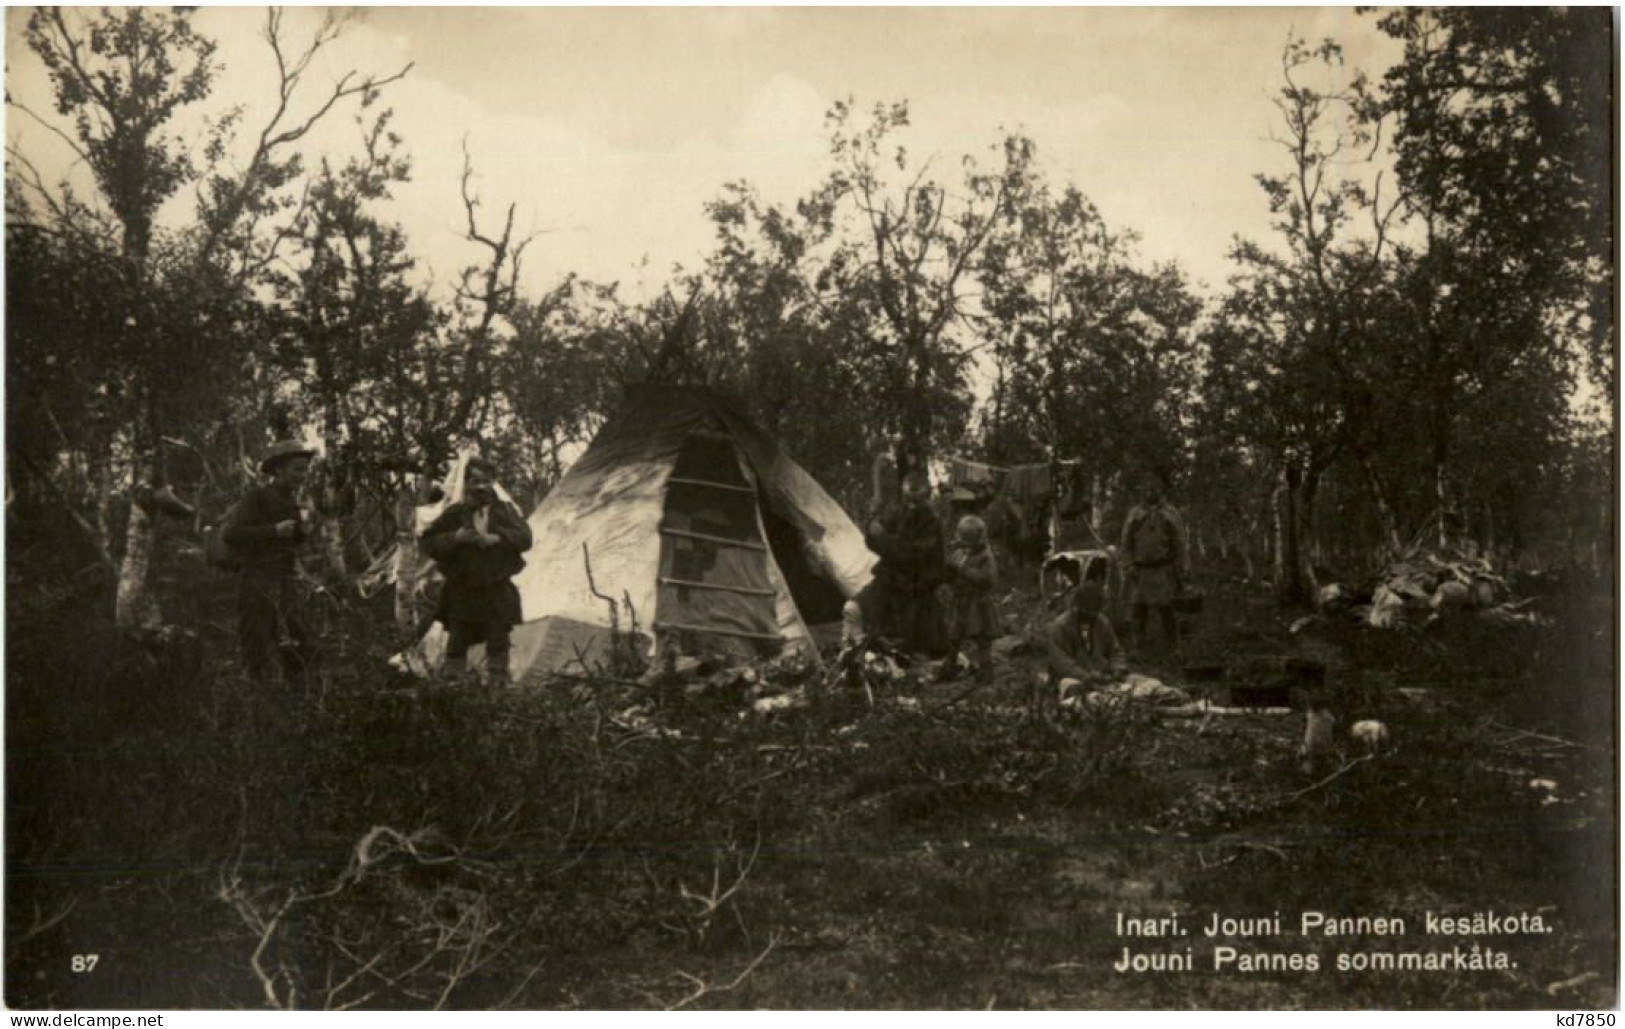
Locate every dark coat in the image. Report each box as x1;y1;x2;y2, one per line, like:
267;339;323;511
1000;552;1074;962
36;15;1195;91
1120;502;1188;607
861;503;947;654
981;496;1022;550
223;483;307;577
421;499;533;628
866;504;945;595
222;482;313;680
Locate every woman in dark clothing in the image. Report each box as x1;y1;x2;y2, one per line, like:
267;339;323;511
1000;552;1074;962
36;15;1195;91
420;458;533;685
864;473;947;656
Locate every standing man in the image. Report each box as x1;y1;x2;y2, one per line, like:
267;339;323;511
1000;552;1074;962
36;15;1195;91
224;440;317;684
1119;472;1189;655
864;471;947;656
420;458;533;686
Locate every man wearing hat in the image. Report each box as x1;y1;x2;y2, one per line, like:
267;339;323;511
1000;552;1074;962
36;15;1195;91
224;440;318;683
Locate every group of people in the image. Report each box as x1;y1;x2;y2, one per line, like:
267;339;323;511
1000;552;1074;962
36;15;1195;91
223;440;532;687
856;467;1193;695
224;438;1190;701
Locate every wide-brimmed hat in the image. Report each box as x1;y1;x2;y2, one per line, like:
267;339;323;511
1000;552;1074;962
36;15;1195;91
260;440;316;474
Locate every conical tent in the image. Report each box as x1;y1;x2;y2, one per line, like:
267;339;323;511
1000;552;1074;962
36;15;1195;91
417;386;877;681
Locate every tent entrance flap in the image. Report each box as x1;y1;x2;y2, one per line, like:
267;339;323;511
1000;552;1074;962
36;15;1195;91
761;503;847;625
655;435;783;659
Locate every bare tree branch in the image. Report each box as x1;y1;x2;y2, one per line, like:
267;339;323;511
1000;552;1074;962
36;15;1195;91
197;8;411;265
5;98;94;166
14;451;118;574
444;141;536;433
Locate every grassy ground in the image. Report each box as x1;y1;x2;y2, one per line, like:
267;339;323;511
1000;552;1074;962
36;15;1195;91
4;571;1616;1009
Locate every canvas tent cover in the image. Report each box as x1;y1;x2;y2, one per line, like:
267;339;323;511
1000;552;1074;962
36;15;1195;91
414;386;877;680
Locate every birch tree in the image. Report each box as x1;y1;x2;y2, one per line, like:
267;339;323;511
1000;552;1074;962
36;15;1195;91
11;7;408;628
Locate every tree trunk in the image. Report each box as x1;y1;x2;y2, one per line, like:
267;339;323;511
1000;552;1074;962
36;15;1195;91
1271;472;1288;592
91;450;116;559
871;450;900;519
547;434;565;487
393;477;427;637
991;360;1007;463
1260;501;1274;584
1298;467;1322;597
1600;502;1611;578
114;449;159;630
1359;455;1404;556
896;339;930;480
1434;457;1450;551
1273;464;1313;607
320;512;347;579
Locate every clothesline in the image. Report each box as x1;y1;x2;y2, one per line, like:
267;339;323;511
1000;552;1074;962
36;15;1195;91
945;456;1085;475
946;456;1092;503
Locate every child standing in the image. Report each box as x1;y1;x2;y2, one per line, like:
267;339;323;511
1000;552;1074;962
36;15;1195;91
941;515;999;684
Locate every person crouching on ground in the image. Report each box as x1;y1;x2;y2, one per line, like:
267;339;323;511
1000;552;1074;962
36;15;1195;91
1045;581;1125;707
941;514;999;684
225;440;317;684
421;458;533;686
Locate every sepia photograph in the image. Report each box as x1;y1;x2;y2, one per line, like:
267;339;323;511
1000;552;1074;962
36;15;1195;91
3;5;1617;1012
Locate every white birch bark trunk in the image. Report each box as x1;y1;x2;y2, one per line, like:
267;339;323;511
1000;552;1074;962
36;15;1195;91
1435;462;1450;551
320;512;347;579
92;450;117;556
114;459;159;630
394;477;424;636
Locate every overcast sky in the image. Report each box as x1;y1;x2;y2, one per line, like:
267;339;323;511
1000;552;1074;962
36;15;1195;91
6;6;1404;302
